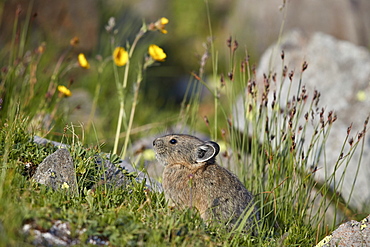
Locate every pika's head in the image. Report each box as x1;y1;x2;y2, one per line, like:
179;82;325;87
153;134;220;167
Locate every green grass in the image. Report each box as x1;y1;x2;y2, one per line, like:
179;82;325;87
0;2;368;246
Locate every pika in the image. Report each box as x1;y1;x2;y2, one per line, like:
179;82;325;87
153;134;258;231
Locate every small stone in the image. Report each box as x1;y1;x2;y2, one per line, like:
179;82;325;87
32;149;78;194
316;215;370;247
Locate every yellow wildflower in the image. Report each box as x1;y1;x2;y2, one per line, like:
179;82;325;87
78;53;90;69
70;36;79;46
156;17;169;34
113;47;128;67
37;42;46;54
61;182;70;190
57;85;72;97
148;44;166;62
143;149;155;161
149;17;169;34
357;90;366;102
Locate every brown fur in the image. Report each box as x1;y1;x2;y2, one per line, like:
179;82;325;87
153;134;258;230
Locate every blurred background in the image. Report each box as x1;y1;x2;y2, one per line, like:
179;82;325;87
1;0;369;151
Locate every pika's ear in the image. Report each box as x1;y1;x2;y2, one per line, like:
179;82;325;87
196;141;220;163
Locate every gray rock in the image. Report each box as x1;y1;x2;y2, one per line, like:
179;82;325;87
32;148;78;194
315;214;370;247
233;31;370;211
33;136;69;149
224;0;370;58
96;154;163;193
32;136;162;192
23;220;83;246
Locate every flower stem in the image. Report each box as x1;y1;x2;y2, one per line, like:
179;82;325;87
113;101;125;154
115;28;146;157
122;30;145;89
121;70;142;159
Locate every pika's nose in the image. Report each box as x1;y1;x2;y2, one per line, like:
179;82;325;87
153;138;163;147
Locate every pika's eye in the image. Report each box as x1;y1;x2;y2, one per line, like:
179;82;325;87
169;139;177;144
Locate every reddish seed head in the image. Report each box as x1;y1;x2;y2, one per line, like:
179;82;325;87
327;111;333;122
302;61;308;72
221;129;226;137
320;108;324;118
241;61;245;73
264;78;270;91
358;132;363;141
288;120;293;129
252;64;256;76
288;71;294;81
333;114;337;123
220;74;225;87
227;36;232;48
313;90;318;100
265;117;269;133
283;66;287;78
228;72;233;80
233;40;238;52
315;92;321;106
290;106;296;118
301;86;307;97
290;142;296;152
203;116;209;126
363;117;369;133
364;116;369;130
349;137;354;146
16;5;22;16
347;124;352;135
1;66;8;73
227;118;232;127
272;73;277;82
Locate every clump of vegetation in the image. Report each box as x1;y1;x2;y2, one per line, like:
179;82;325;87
0;1;367;246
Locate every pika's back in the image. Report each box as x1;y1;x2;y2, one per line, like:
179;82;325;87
153;134;219;167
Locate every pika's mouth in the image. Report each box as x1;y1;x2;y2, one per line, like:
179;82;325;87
153;146;166;154
154;153;168;166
